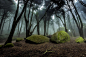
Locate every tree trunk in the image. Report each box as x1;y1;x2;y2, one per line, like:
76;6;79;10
0;18;4;30
0;19;5;34
64;24;68;32
31;3;52;34
17;22;20;36
26;22;30;38
18;20;23;37
8;19;11;31
46;20;49;35
79;28;84;38
37;22;40;35
44;19;46;36
71;0;84;38
5;0;28;45
0;10;5;31
5;21;17;44
35;14;40;35
25;21;32;38
66;0;84;38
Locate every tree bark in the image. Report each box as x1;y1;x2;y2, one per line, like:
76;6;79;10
44;19;46;36
37;22;40;35
5;21;17;44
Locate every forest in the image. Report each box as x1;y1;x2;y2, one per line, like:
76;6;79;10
0;0;86;57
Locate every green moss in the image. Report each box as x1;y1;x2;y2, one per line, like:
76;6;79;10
0;45;3;48
50;31;70;43
75;37;84;43
16;38;23;42
5;43;14;47
26;35;49;44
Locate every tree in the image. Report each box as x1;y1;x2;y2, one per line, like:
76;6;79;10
66;0;84;38
43;14;47;36
0;10;7;32
55;11;68;32
5;0;29;44
4;0;67;44
35;12;40;35
78;0;86;7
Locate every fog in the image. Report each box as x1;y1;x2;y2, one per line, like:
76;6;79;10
0;0;86;39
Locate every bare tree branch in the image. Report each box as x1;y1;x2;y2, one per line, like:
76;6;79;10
78;0;86;7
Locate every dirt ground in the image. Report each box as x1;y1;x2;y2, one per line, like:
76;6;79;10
0;37;86;57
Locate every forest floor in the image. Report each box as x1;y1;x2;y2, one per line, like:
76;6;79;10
0;37;86;57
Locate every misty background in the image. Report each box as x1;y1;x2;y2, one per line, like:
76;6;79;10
0;0;86;40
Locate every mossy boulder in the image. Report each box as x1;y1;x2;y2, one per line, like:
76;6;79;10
50;31;70;43
5;43;14;47
16;38;23;42
26;35;49;44
75;37;84;43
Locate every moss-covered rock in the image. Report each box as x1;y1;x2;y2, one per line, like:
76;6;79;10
26;35;49;44
50;31;70;43
5;43;14;47
75;37;84;43
16;38;23;42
